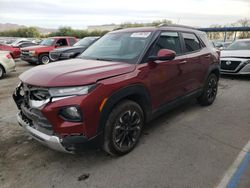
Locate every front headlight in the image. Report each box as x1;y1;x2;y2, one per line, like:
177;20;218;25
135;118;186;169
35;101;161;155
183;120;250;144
29;50;36;56
49;84;96;97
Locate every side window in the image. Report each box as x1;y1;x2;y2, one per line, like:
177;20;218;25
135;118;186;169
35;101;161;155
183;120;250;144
199;34;215;49
19;42;33;48
56;39;67;47
69;38;76;46
182;33;201;52
149;32;182;56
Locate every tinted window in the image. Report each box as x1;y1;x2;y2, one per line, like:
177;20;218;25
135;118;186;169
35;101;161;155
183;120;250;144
182;33;201;52
19;42;34;48
149;32;182;56
56;39;67;46
69;38;76;46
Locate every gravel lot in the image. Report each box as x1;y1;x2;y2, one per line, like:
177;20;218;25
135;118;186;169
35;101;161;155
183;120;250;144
0;60;250;188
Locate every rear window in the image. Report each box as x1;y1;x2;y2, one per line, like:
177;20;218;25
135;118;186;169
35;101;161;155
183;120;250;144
182;33;201;52
69;38;76;46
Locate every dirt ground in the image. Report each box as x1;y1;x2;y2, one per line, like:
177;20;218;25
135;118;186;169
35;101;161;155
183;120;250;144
0;60;250;188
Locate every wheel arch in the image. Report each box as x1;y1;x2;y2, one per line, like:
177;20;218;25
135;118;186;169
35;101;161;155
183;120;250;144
97;84;152;133
204;63;220;84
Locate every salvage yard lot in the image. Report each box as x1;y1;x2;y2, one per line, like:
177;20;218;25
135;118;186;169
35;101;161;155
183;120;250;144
0;60;250;188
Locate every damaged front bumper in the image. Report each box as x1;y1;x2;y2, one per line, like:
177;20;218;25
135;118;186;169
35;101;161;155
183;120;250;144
13;82;92;154
17;112;73;153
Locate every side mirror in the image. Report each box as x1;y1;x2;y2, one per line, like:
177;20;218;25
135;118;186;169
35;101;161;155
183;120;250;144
55;43;60;48
147;49;176;62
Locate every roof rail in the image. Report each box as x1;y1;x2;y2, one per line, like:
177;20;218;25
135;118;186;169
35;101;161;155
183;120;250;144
157;24;196;30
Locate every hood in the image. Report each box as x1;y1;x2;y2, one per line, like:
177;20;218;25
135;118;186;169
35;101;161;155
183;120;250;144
21;45;53;51
19;59;135;87
221;50;250;58
52;46;86;53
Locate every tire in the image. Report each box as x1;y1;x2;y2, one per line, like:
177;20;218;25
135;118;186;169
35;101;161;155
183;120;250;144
0;65;5;79
197;73;218;106
102;100;144;156
38;54;50;65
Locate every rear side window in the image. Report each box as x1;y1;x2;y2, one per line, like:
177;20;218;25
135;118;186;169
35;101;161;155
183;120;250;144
69;38;76;46
56;39;67;47
182;33;201;52
199;33;215;49
149;32;182;56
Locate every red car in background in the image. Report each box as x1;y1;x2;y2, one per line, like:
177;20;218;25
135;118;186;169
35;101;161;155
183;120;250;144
0;40;38;59
20;36;77;64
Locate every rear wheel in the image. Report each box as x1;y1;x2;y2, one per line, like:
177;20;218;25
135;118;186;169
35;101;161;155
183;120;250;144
0;65;5;79
39;54;50;64
197;73;218;106
102;100;144;156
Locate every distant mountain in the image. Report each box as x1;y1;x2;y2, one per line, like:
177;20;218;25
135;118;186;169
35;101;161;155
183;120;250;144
0;23;58;34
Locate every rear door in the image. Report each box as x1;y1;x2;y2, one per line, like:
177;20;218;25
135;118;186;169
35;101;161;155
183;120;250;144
180;32;205;93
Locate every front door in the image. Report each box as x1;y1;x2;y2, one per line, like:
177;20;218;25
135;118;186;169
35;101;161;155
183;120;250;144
140;31;187;108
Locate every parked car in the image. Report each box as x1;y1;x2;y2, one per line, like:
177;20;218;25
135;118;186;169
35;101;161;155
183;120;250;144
0;51;16;78
220;39;250;75
13;25;220;155
0;41;38;59
49;36;99;62
213;41;232;50
20;36;77;64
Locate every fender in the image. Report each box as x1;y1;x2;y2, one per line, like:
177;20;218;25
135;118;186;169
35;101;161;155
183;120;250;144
203;63;220;86
97;84;152;133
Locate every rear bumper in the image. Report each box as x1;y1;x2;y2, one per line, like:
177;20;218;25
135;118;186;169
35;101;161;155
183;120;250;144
3;59;16;74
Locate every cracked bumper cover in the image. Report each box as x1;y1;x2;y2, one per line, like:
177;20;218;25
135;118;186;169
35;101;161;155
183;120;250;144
17;112;73;153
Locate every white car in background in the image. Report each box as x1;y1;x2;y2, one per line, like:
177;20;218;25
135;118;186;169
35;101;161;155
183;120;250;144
220;39;250;75
0;51;16;78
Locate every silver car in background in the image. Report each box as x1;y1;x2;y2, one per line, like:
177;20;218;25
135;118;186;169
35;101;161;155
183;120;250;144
0;51;16;78
220;39;250;75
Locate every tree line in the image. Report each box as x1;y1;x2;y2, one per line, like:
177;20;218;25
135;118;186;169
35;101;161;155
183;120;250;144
0;19;249;40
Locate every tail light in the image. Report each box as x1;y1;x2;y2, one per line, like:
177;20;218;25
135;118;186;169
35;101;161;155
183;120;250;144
6;54;12;59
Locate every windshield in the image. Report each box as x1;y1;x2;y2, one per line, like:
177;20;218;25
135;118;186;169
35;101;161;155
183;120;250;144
40;38;55;46
226;40;250;50
79;31;152;64
74;37;98;47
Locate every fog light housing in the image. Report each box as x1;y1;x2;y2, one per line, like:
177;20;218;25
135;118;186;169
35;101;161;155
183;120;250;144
59;106;82;122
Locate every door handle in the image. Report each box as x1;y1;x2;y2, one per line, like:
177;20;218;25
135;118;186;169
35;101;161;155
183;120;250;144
179;60;187;64
205;55;211;58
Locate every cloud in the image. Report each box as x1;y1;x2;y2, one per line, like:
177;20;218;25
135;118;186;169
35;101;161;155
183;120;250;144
0;0;249;28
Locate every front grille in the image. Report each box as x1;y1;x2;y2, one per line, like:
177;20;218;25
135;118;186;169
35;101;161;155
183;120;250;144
21;50;30;57
16;83;53;135
20;104;53;135
220;60;241;71
49;52;60;61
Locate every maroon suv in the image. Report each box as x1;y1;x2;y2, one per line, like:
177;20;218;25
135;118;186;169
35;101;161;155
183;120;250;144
13;25;220;155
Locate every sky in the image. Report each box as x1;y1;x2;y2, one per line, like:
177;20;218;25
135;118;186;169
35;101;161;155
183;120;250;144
0;0;250;29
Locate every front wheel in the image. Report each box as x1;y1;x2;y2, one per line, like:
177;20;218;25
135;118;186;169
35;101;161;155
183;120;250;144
39;54;51;65
102;100;144;156
197;73;218;106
